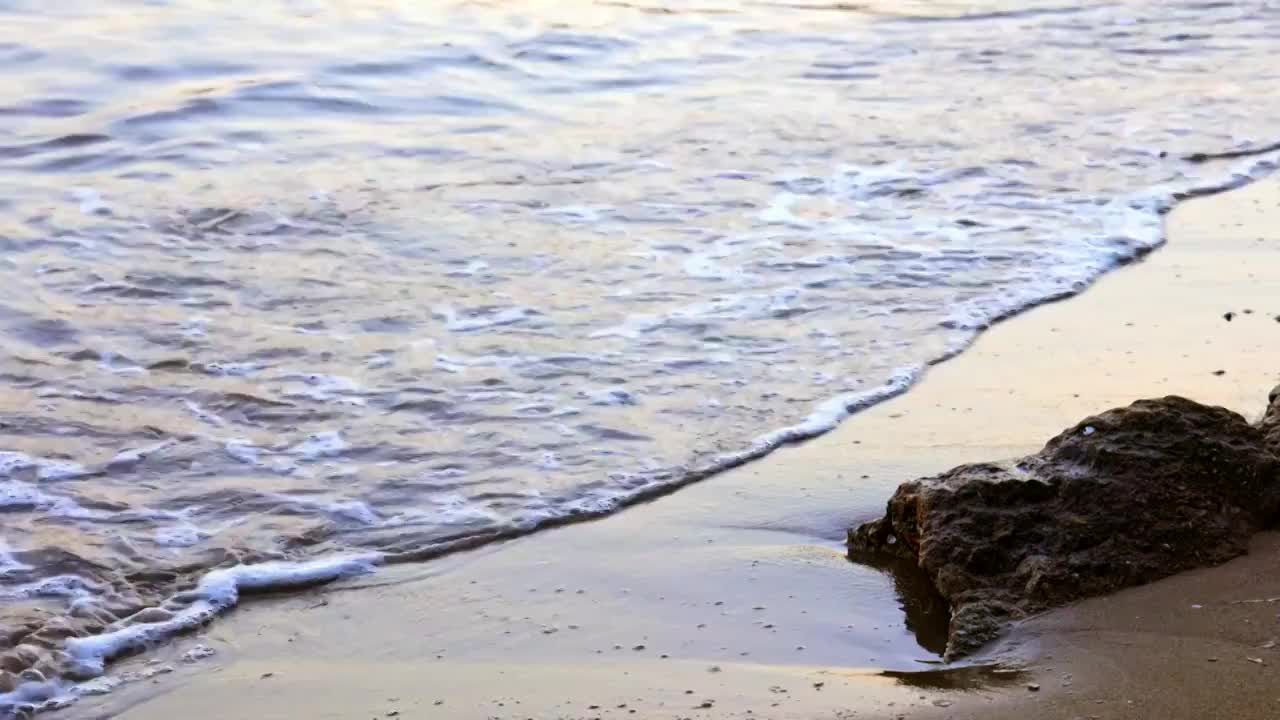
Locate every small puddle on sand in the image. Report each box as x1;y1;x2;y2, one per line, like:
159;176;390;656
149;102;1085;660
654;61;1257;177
881;664;1030;691
846;548;1033;690
847;548;952;656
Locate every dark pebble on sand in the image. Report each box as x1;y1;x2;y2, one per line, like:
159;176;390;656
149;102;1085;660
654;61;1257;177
633;644;646;651
1213;370;1226;376
1224;312;1235;321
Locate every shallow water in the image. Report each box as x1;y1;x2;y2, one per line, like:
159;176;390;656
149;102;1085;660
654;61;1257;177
2;0;1280;711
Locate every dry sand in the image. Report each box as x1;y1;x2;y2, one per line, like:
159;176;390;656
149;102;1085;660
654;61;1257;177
74;175;1280;720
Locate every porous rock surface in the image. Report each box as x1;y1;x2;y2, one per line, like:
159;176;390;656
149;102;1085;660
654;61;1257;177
849;391;1280;658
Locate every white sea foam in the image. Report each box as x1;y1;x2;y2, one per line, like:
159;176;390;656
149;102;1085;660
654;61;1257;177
288;431;348;460
1;480;105;520
587;388;638;406
433;304;539;332
153;524;208;548
181;644;217;663
0;575;100;602
184;401;227;427
223;440;260;465
265;492;380;525
62;555;380;679
736;366;922;459
108;440;177;469
0;540;30;578
286;374;366;405
69;187;112;216
0;451;88;481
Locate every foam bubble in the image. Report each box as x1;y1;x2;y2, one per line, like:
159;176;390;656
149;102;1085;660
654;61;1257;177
587;388;638;406
535;205;608;223
284;374;366;405
265;492;379;525
70;187;112;216
433;304;540;332
153;524;207;548
181;644;216;663
223;440;260;465
108;440;177;469
288;431;348;460
0;540;30;578
185;401;227;427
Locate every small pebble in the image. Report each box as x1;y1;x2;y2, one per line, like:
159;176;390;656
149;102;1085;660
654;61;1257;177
1224;312;1235;321
1027;683;1041;692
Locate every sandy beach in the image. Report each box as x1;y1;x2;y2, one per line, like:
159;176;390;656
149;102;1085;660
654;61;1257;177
67;174;1280;720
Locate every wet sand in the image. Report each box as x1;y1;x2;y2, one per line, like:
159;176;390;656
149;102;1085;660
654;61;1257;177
76;175;1280;719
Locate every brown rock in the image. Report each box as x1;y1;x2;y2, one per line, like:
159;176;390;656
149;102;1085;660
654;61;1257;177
849;395;1280;658
1258;384;1280;452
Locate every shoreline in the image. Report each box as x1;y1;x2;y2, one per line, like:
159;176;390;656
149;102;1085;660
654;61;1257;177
6;151;1277;713
70;174;1280;719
